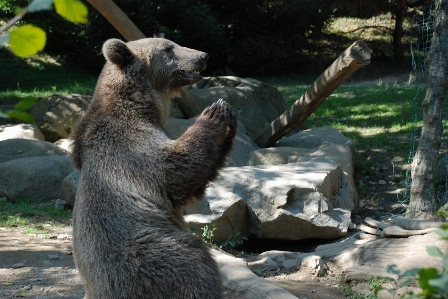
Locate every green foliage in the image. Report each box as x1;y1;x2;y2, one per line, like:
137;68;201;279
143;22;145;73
9;24;46;57
198;224;247;249
201;224;216;245
0;96;37;122
219;232;248;250
1;0;88;57
1;0;333;75
53;0;87;24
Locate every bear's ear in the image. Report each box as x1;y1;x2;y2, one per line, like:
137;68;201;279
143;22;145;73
102;39;133;66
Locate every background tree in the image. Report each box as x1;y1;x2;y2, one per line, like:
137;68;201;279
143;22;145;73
408;0;448;219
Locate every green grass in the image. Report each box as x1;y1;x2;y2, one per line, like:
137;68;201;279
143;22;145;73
0;48;97;104
0;198;72;235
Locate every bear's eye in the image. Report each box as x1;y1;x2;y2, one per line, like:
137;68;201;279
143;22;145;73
163;47;175;60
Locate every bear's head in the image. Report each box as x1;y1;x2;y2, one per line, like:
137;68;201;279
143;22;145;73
102;38;208;93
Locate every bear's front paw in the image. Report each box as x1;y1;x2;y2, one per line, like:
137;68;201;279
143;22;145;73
199;99;236;144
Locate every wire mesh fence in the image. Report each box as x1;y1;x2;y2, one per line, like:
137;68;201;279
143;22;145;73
403;0;448;216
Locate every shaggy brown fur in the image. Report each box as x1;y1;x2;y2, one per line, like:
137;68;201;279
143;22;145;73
71;38;237;299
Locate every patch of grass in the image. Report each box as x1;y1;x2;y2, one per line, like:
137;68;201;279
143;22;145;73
0;48;97;104
0;198;72;235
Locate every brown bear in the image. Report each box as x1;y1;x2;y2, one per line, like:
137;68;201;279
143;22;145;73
71;38;237;299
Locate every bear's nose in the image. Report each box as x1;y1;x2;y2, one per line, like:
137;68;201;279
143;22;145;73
200;53;209;61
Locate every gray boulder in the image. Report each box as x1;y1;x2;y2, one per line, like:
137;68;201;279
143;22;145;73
249;127;358;211
0;123;44;141
185;157;353;241
0;156;74;201
164;118;259;167
58;170;80;207
187;76;286;140
0;139;68;163
248;141;357;211
30;94;91;142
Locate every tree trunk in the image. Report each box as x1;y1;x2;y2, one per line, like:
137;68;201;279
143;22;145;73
86;0;145;41
408;0;448;219
393;0;406;66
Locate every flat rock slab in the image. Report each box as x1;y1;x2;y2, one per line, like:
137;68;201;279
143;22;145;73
391;216;443;230
213;249;299;299
248;231;447;282
382;225;436;237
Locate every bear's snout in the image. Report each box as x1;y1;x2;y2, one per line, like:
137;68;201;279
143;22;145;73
200;53;209;62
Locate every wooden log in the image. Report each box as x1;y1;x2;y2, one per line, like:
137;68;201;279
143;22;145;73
86;0;146;41
255;40;371;148
391;216;443;230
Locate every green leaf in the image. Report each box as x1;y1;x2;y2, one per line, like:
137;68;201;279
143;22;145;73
427;246;444;258
441;223;448;230
5;111;36;123
14;97;38;111
9;25;46;57
436;209;448;218
429;273;448;293
0;34;10;46
27;0;53;12
53;0;88;24
418;268;439;293
435;229;448;240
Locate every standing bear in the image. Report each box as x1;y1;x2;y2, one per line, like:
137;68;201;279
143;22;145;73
71;38;237;299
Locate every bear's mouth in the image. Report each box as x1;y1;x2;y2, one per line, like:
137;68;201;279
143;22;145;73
179;69;203;80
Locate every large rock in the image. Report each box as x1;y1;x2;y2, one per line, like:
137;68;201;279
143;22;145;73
0;156;74;201
276;126;352;148
30;94;91;142
58;170;80;207
185;157;353;241
248;142;357;211
0;139;68;163
249;127;358;211
164;118;259;167
0;123;44;141
187;76;286;140
184;188;250;244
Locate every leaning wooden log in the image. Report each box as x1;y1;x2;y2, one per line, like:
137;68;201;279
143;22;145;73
86;0;146;41
255;40;371;148
382;225;436;237
391;216;443;230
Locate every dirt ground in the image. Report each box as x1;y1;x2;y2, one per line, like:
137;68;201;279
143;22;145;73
0;74;418;299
